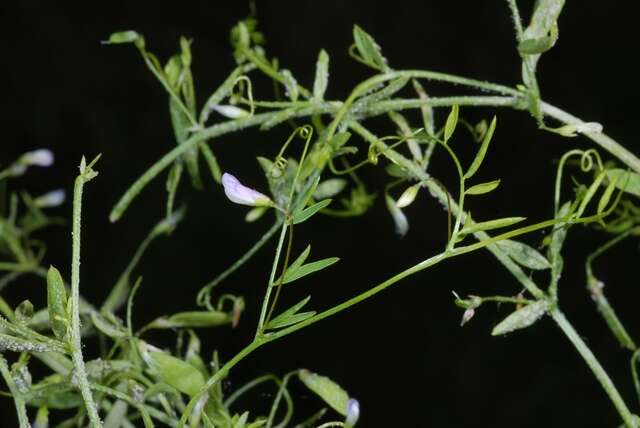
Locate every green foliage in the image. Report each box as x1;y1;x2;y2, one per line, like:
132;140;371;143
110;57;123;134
46;266;68;341
298;369;350;416
492;300;548;336
3;3;640;428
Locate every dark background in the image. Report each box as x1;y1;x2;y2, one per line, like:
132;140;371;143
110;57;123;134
2;1;640;427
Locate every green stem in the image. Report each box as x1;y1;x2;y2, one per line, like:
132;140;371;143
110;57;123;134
196;220;282;308
109;105;334;222
367;96;520;116
0;262;34;272
551;309;637;428
436;141;466;250
271;252;448;340
585;226;640;351
109;93;521;223
349;121;546;299
137;48;197;128
631;350;640;408
256;222;289;335
0;168;17;181
90;383;171;427
240;47;312;99
70;171;103;427
506;0;524;40
102;218;169;313
177;339;264;428
264;223;293;327
0;353;30;428
541;102;640;174
324;70;518;144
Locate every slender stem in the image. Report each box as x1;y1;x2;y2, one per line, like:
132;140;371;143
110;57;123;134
256;222;289;335
0;262;34;272
70;171;102;427
110;93;521;223
90;383;173;427
102;219;169;313
0;167;16;181
541;102;640;174
240;47;312;99
223;374;278;408
196;220;282;308
506;0;524;40
177;339;264;428
270;252;449;340
137;48;197;128
0;353;30;428
264;223;293;326
436;142;466;249
109;105;334;222
367;96;520;116
585;226;640;351
350;121;546;298
266;372;294;428
631;350;640;408
551;309;636;428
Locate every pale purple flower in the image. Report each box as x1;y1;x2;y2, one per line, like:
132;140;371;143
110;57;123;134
222;173;272;207
34;189;66;208
345;398;360;426
22;149;54;167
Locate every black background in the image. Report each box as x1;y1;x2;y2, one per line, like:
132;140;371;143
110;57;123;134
2;1;640;427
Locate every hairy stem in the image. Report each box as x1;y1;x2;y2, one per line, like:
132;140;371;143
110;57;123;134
197;219;282;308
551;309;636;428
541;102;640;174
70;171;102;427
0;354;30;428
256;222;289;335
178;339;264;427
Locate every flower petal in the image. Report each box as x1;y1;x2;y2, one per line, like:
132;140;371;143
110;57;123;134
23;149;54;167
222;173;272;206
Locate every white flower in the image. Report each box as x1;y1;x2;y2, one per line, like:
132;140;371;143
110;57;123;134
34;189;65;208
385;194;408;237
345;398;360;427
221;173;272;207
22;149;54;167
460;308;475;326
210;105;250;119
554;122;603;137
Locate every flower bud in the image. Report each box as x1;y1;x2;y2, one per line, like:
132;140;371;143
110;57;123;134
34;189;65;208
21;149;54;167
396;184;420;208
345;398;360;427
385;194;408;237
210;105;250;119
553;122;603;138
460;308;475;326
221;173;272;207
33;406;49;428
